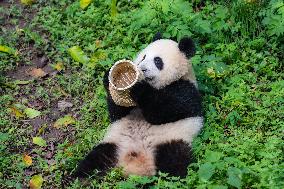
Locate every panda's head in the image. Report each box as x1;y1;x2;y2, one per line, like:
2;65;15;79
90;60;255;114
134;35;196;89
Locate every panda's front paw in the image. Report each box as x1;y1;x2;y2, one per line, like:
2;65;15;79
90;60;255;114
130;80;153;102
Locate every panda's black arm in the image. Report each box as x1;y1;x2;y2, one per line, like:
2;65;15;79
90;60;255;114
103;69;134;122
130;79;203;125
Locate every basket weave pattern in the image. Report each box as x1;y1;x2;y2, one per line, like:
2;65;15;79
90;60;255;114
109;60;140;107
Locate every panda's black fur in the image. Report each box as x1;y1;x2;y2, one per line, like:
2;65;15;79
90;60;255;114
74;34;203;178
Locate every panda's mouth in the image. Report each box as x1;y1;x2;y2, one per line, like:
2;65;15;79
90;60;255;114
145;76;154;82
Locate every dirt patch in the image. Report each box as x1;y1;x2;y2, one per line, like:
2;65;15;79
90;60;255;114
2;0;57;81
0;0;37;30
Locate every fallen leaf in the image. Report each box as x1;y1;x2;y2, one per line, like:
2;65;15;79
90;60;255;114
21;0;35;5
29;174;43;189
95;40;101;47
24;108;41;119
32;137;47;147
80;0;92;9
52;62;65;72
58;101;73;109
68;46;89;64
28;68;47;78
9;106;25;118
0;45;17;55
23;154;33;166
37;124;47;135
54;115;75;128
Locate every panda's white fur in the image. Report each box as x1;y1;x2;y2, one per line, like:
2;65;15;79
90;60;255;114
75;37;203;178
103;109;203;176
134;39;197;89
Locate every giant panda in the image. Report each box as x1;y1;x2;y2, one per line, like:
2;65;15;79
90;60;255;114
74;34;203;178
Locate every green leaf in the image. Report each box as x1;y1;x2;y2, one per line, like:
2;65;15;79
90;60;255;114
206;61;228;78
29;174;43;189
14;80;31;85
24;108;41;119
68;46;89;64
198;162;215;181
0;45;17;55
0;132;9;142
110;0;118;18
32;137;47;147
205;150;224;162
227;167;242;189
80;0;92;9
54;115;76;128
208;185;228;189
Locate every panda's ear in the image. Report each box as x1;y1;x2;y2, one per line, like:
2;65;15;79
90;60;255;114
153;32;162;42
178;37;196;58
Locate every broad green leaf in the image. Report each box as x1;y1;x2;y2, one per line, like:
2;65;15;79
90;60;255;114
20;0;35;5
24;108;41;119
0;45;17;55
208;185;228;189
80;0;92;9
205;150;224;162
0;132;9;142
198;162;215;181
23;154;32;166
54;115;75;128
227;167;242;189
32;137;47;147
68;46;89;64
29;174;43;189
110;0;118;18
206;62;228;78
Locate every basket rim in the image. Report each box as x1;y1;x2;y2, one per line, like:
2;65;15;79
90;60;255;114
108;59;139;91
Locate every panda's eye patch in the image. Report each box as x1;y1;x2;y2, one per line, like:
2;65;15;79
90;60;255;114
154;57;164;70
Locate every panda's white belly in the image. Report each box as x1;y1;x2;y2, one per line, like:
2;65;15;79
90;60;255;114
103;109;203;176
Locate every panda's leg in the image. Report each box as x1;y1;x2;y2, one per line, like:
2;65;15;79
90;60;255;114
73;143;118;178
154;140;193;178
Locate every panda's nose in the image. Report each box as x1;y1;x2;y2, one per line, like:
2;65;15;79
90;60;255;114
141;68;147;73
140;65;147;73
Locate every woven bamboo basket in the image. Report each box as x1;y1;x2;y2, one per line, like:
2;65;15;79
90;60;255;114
109;59;141;107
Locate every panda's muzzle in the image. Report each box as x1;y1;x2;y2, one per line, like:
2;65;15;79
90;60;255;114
145;76;154;82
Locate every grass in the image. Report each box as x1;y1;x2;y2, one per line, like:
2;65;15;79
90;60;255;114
0;0;283;188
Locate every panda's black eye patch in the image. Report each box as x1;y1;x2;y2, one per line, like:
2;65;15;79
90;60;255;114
154;57;164;70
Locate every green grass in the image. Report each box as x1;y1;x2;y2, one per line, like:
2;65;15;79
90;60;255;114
0;0;284;188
